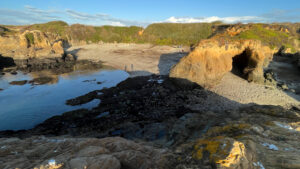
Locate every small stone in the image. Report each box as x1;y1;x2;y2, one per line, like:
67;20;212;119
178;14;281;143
10;71;17;75
9;80;27;85
281;84;289;90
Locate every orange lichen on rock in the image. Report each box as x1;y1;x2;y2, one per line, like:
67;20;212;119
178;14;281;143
193;137;248;168
193;136;226;160
216;141;246;168
206;123;251;136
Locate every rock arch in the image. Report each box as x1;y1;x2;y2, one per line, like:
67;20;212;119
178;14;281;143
169;39;274;88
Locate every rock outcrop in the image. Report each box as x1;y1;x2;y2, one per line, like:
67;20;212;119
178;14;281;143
0;30;64;59
170;39;274;87
0;136;169;169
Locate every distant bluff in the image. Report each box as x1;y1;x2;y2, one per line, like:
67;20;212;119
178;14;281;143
0;21;299;60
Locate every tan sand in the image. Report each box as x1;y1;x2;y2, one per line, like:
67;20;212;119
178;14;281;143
67;43;188;77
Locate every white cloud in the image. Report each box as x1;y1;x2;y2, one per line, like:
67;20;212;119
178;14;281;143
164;16;265;24
65;9;150;26
109;22;126;26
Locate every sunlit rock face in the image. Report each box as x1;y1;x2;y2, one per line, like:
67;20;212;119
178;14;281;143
0;30;64;59
169;39;274;88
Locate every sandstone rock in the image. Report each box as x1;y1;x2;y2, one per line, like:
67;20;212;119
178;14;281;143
0;30;65;60
169;39;274;87
52;41;64;55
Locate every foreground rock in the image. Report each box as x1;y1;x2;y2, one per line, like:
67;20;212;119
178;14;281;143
0;136;170;169
1;105;300;169
170;39;274;87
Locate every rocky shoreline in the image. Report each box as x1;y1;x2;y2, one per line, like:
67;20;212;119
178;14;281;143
0;42;300;168
0;54;104;75
1;75;300;168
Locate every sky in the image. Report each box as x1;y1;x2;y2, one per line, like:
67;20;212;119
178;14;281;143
0;0;300;26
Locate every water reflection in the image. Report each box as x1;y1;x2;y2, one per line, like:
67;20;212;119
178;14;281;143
0;69;129;130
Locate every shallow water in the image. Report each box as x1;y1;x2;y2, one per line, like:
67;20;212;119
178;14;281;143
0;69;129;131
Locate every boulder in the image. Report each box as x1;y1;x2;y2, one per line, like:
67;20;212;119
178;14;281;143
170;39;274;88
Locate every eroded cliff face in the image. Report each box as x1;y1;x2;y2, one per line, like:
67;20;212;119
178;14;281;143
0;30;64;60
169;39;274;88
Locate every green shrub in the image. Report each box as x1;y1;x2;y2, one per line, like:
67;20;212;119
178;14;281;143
25;33;34;45
235;24;293;49
0;26;17;36
67;24;143;43
30;21;68;37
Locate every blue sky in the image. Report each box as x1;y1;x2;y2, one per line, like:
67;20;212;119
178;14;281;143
0;0;300;26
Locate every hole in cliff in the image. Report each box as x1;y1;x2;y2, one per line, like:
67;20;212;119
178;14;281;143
0;55;16;70
232;48;252;78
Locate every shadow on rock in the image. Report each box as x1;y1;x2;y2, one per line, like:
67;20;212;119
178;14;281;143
158;52;188;75
0;55;16;70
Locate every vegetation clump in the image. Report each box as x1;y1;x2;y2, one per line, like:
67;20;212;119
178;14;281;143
235;24;295;51
2;21;299;50
0;26;17;36
25;33;35;45
29;21;68;37
67;24;143;43
143;23;214;45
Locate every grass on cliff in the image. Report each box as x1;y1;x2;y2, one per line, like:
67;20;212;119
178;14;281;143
5;21;298;50
142;23;213;45
29;21;69;37
25;21;215;46
68;23;214;45
67;24;143;43
235;24;295;50
25;33;35;45
0;26;17;36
